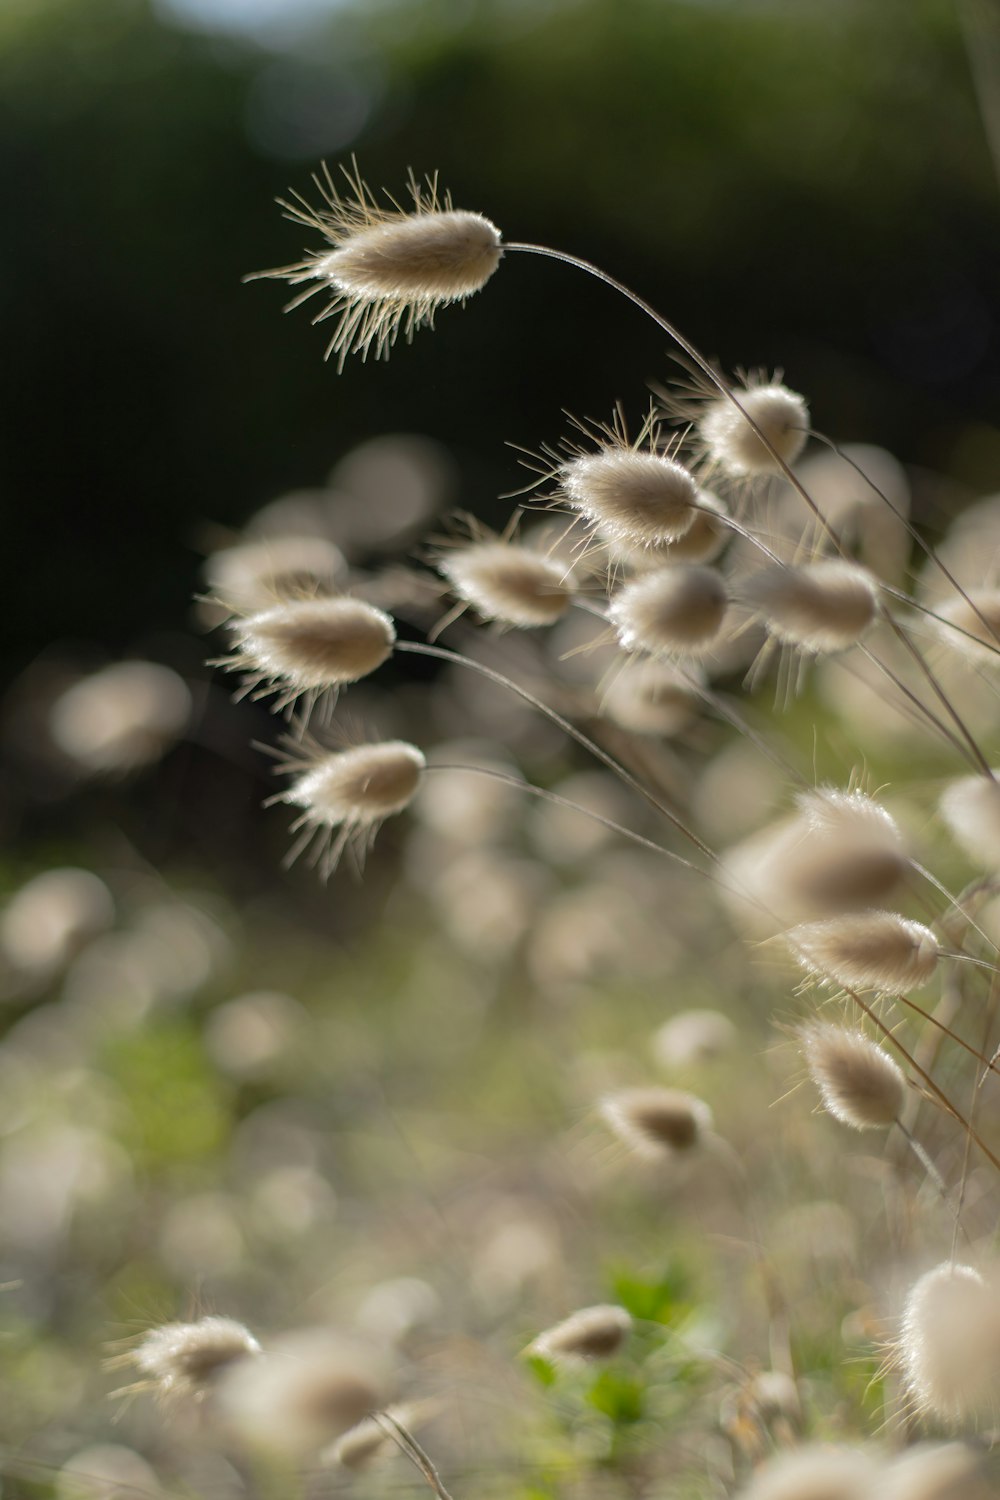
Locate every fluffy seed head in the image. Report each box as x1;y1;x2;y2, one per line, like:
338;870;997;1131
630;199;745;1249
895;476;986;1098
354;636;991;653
130;1317;261;1401
609;566;728;656
936;590;1000;661
721;790;908;935
940;773;1000;870
600;1086;712;1158
224;598;395;710
530;1304;632;1364
0;867;114;974
700;381;810;477
440;542;574;627
561;450;699;548
742;561;878;654
649;488;729;563
786;911;939;992
205;535;347;617
899;1263;1000;1428
252;163;501;369
800;1024;906;1130
278;740;425;877
732;1444;881;1500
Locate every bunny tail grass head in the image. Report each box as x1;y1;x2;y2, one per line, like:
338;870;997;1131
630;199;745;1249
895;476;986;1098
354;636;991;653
609;566;728;657
731;1444;882;1500
799;1023;906;1130
785;910;939;992
742;560;879;654
439;539;575;627
121;1316;261;1402
221;597;396;713
529;1304;633;1365
272;736;426;878
698;375;810;478
600;1086;712;1158
249;161;501;369
940;772;1000;870
898;1263;1000;1429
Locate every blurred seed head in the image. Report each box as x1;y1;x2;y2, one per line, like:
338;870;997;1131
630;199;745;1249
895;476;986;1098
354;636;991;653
203;534;347;621
785;911;939;992
699;380;810;478
899;1263;1000;1428
609;566;728;656
731;1443;881;1499
935;590;1000;663
440;540;574;627
600;1086;712;1158
742;560;878;653
721;789;908;936
600;658;703;737
50;662;191;775
940;773;1000;870
326;1403;433;1470
0;868;114;975
799;1024;906;1130
57;1445;161;1500
882;1443;991;1500
217;1329;389;1454
128;1316;261;1402
529;1304;632;1364
653;1009;737;1069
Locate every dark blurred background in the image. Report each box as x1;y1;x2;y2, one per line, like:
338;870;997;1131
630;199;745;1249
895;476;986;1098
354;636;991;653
3;0;1000;877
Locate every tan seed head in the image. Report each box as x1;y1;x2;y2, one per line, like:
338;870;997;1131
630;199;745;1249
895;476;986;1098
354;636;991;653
742;560;878;654
440;542;574;627
600;1086;712;1158
529;1304;633;1364
786;910;939;992
800;1024;906;1130
609;566;728;656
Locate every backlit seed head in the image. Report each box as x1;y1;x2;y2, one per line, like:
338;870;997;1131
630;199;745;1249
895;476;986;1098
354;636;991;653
742;561;878;654
699;380;810;477
940;773;1000;870
799;1024;906;1130
732;1444;882;1500
936;590;1000;662
529;1304;632;1364
128;1317;261;1402
276;739;425;878
646;488;729;564
609;566;728;657
222;598;395;713
249;162;501;369
899;1263;1000;1428
786;911;939;992
440;541;574;627
600;1086;712;1158
721;789;908;935
561;449;699;548
204;535;347;617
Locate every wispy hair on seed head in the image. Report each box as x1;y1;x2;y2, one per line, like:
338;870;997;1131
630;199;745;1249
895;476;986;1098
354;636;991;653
246;158;502;370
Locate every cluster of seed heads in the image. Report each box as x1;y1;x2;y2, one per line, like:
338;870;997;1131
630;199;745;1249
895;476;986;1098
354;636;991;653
133;159;1000;1494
